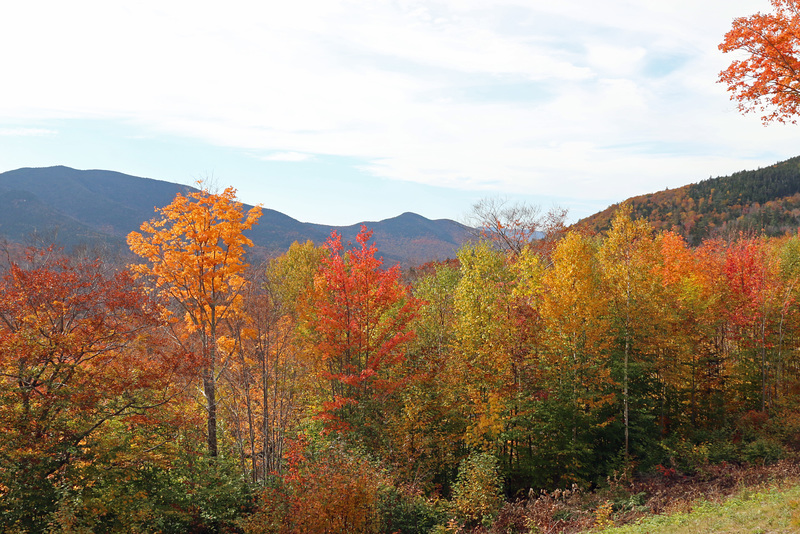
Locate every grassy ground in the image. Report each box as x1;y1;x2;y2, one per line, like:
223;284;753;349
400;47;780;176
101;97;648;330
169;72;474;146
595;483;800;534
483;460;800;533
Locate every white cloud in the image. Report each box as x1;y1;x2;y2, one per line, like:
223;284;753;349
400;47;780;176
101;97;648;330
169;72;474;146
0;0;794;208
586;44;647;78
0;128;57;136
260;151;315;162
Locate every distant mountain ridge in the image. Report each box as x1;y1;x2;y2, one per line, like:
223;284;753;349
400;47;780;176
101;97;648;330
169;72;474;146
0;166;471;265
576;155;800;244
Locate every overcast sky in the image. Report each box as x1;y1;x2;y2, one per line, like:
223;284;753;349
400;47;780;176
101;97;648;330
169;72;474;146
1;0;797;225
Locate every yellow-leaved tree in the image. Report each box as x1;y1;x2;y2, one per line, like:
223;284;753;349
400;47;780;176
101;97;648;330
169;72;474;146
597;204;663;460
539;230;614;454
128;184;262;456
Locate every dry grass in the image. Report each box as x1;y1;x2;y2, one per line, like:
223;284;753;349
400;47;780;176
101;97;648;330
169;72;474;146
457;460;800;533
596;484;800;533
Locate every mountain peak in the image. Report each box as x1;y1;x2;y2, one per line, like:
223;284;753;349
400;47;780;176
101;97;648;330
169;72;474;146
0;166;470;265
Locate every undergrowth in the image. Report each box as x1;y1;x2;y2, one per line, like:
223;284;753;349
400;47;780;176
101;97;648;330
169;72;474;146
452;459;800;533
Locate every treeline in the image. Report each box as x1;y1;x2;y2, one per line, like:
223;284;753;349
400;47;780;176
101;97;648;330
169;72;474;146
3;189;800;533
579;155;800;244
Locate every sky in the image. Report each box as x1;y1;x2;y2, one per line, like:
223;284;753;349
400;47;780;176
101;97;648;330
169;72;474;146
1;0;798;226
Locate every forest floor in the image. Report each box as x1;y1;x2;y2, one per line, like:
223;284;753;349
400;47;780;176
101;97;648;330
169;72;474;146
485;459;800;533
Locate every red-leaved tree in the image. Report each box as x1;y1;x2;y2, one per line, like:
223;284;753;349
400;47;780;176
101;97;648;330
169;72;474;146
301;226;419;446
0;248;189;529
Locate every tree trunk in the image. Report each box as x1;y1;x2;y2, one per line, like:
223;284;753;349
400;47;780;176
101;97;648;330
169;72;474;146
204;365;218;457
624;335;629;459
204;324;218;457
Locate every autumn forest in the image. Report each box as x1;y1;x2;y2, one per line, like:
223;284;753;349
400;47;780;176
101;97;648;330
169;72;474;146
4;179;800;533
8;0;800;531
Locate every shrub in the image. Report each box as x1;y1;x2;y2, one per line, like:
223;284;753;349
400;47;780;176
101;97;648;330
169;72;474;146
450;452;504;528
242;437;387;534
706;439;741;465
659;438;709;474
742;438;784;466
45;449;254;534
378;486;445;534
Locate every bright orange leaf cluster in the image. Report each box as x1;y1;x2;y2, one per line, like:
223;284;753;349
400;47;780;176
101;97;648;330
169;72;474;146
128;184;262;456
128;185;262;330
719;0;800;123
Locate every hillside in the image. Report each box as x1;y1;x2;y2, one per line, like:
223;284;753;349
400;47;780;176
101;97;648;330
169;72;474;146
0;166;471;265
576;155;800;244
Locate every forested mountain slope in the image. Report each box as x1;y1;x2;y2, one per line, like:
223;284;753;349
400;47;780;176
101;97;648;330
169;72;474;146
577;155;800;243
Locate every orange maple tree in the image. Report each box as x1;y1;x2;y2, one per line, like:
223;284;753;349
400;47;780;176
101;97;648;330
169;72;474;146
128;185;262;456
719;0;800;123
